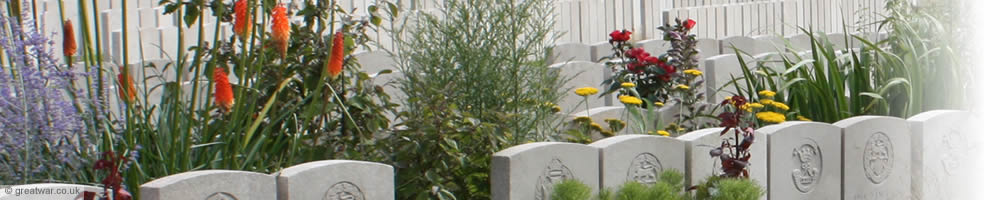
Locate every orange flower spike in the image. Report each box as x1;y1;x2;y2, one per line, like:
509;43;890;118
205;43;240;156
233;0;252;41
214;68;235;113
271;3;290;58
62;20;76;57
117;67;136;104
326;32;344;78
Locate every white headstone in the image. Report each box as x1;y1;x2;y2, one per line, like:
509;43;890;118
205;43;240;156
697;38;720;58
549;42;593;65
277;160;394;200
786;33;813;52
491;142;600;200
140;170;276;200
759;122;842;200
0;183;107;200
835;116;912;200
589;135;686;189
636;39;669;57
720;36;755;54
907;110;981;200
703;54;743;103
751;35;786;55
677;127;767;189
551;61;607;113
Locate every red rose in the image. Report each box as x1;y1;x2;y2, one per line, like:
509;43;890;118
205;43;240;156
609;30;631;42
643;56;659;64
683;19;696;30
625;47;646;59
660;64;676;74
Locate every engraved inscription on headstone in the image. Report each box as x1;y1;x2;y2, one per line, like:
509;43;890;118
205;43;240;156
863;132;893;184
791;139;821;193
324;181;364;200
535;159;574;200
940;129;966;175
627;153;662;185
205;192;236;200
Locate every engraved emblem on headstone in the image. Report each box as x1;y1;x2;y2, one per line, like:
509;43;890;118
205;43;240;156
627;153;663;185
940;129;966;175
324;181;364;200
863;132;893;184
792;139;822;193
535;158;574;200
205;192;236;200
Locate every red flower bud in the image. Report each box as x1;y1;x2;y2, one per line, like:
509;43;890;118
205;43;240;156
214;68;234;113
326;32;345;78
62;20;76;57
609;30;631;42
271;3;291;59
683;19;696;30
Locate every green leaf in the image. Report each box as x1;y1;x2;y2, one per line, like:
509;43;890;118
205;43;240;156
183;3;201;27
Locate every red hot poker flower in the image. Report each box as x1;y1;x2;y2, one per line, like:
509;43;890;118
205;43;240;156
117;67;137;104
683;19;696;30
233;0;252;41
326;32;345;78
271;3;290;58
63;20;76;57
214;68;234;113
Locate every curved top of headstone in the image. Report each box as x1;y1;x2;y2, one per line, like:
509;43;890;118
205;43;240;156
589;134;682;148
494;142;596;158
637;39;669;53
141;170;276;200
907;110;966;122
547;60;603;70
570;106;624;117
278;160;393;178
352;50;395;73
676;127;725;141
833;115;907;128
757;121;839;136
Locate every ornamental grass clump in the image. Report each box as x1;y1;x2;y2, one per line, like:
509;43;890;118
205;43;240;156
390;0;562;198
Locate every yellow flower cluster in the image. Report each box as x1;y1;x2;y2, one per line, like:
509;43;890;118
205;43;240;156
742;102;765;112
676;84;690;90
621;82;636;88
797;115;812;121
770;102;789;111
544;102;561;112
589;122;603;130
756;111;786;123
657;130;671;137
758;90;776;97
619;95;643;105
575;87;599;96
654;102;665;107
683;69;703;76
760;99;774;105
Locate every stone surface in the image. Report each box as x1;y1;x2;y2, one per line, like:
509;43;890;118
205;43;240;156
277;160;394;200
551;61;608;114
0;183;106;200
140;170;276;200
698;38;721;58
704;54;743;103
759;122;841;200
549;42;594;65
676;127;767;190
589;135;685;189
719;35;755;54
835;116;911;200
492;142;600;200
637;39;670;56
908;110;981;200
751;35;786;55
786;33;813;52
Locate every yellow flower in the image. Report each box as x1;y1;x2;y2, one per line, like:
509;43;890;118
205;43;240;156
758;90;776;97
756;111;786;123
654;102;664;107
676;84;690;90
621;82;636;88
770;102;790;111
760;99;774;105
748;103;765;109
619;95;643;105
573;116;592;123
725;96;733;101
552;105;562;113
740;104;753;112
600;130;616;137
797;115;812;121
574;87;599;96
683;69;703;76
657;130;671;137
589;122;603;130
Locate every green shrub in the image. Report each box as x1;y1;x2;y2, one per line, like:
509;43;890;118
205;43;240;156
692;176;764;200
552;169;685;200
388;0;562;198
552;179;593;200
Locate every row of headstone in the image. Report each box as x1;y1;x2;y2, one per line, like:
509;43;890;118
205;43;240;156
492;110;980;200
140;160;393;200
664;0;888;39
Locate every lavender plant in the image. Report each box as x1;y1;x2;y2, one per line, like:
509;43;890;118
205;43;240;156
0;9;97;183
660;18;712;134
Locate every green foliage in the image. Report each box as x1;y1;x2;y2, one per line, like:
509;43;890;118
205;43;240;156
692;176;763;200
388;0;562;198
554;169;686;200
552;179;593;200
